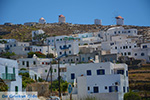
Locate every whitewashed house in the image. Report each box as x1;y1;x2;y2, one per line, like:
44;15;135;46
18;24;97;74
55;40;79;57
0;58;22;92
66;62;128;100
97;26;138;41
31;45;54;55
17;54;53;68
32;30;45;42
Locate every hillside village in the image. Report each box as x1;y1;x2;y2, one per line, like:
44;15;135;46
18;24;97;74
0;15;150;100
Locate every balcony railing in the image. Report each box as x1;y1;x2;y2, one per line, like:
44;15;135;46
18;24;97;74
2;73;16;81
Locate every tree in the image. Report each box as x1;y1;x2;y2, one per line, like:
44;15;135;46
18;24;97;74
33;33;48;45
49;78;69;93
0;78;8;91
124;91;141;100
19;72;35;89
46;53;54;58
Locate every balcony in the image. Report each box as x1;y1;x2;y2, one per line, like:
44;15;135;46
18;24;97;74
2;73;16;81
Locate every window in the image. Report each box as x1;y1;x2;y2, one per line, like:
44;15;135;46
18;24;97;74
60;52;62;55
42;62;44;64
45;70;47;72
143;45;147;48
120;47;122;49
118;31;120;33
87;87;90;90
60;39;62;41
128;31;130;33
123;46;125;49
123;87;125;92
22;61;25;65
54;69;57;72
117;70;124;75
115;47;117;49
40;49;41;51
128;52;131;55
109;86;118;92
134;45;136;48
14;44;16;47
126;71;128;77
129;46;131;48
124;52;126;56
76;58;78;61
135;53;137;56
15;86;18;92
60;46;62;49
126;46;128;49
93;87;99;93
69;44;71;47
71;73;75;79
33;61;36;65
114;31;116;34
13;67;15;74
88;57;90;60
127;87;129;92
82;57;84;61
69;51;71;54
87;70;92;76
56;39;59;41
105;86;107;90
97;69;105;75
141;53;145;56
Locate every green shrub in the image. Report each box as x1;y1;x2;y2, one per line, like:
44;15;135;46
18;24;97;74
124;91;141;100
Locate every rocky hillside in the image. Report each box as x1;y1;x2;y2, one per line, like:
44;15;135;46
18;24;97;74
0;23;150;42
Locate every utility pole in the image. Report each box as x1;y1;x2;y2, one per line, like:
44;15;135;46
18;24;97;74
58;59;61;98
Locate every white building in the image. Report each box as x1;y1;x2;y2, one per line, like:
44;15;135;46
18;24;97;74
30;64;67;81
55;40;79;57
39;17;46;24
32;30;45;42
98;26;138;41
116;16;124;25
59;15;66;23
0;58;22;92
66;62;128;100
94;19;102;25
31;45;54;55
17;54;53;68
19;70;41;81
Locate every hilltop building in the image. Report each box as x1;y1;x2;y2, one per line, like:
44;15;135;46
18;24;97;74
39;17;46;24
116;16;124;25
59;15;66;23
94;19;102;25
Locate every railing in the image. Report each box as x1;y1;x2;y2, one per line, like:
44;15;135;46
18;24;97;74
2;73;16;81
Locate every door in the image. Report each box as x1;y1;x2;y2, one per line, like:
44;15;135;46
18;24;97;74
26;61;29;67
93;86;99;93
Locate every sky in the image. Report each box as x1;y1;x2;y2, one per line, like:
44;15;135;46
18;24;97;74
0;0;150;26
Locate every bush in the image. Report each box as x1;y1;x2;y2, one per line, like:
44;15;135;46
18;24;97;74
49;78;68;93
19;72;35;89
46;53;54;58
124;91;141;100
28;51;46;58
20;68;27;70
